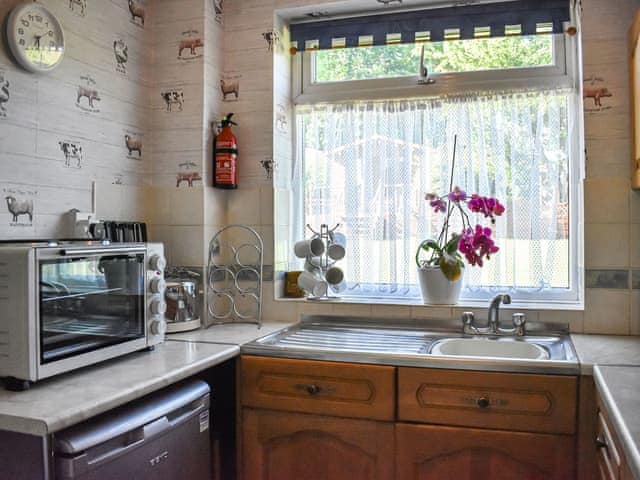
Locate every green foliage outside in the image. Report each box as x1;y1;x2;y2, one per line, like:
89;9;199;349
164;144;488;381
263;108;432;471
314;35;555;82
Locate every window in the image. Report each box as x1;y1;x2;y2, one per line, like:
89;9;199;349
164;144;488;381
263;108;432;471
291;33;582;306
314;35;556;83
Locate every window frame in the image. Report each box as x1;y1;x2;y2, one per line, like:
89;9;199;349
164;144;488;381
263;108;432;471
290;33;584;308
294;34;574;104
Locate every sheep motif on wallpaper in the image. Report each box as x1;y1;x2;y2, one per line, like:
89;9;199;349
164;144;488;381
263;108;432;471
124;135;142;157
59;141;83;168
0;79;8;118
161;90;184;112
114;39;128;74
179;38;204;58
128;0;145;26
220;79;239;101
68;0;86;16
5;196;33;224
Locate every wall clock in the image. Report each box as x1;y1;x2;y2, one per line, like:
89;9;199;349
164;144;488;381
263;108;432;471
5;2;65;73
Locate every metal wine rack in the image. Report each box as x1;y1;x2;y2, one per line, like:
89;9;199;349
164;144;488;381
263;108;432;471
206;225;263;326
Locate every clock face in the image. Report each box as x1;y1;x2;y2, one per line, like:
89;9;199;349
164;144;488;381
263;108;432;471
7;3;65;73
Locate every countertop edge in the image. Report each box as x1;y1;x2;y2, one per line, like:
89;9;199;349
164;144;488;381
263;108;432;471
593;366;640;480
0;343;240;436
43;344;240;434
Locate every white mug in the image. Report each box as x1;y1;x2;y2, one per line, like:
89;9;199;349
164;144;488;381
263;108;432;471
304;257;322;274
330;279;348;294
297;271;328;297
328;232;346;260
294;237;325;258
325;266;344;285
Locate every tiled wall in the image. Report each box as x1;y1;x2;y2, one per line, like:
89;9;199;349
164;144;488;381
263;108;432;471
0;0;151;238
3;0;640;334
220;0;640;334
581;0;640;334
145;0;226;268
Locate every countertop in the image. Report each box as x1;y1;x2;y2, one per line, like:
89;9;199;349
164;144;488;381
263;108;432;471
570;334;640;374
2;321;639;439
0;320;296;437
0;341;239;436
594;365;640;480
167;321;295;346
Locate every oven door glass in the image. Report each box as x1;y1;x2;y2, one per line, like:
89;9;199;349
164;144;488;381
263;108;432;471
39;252;145;364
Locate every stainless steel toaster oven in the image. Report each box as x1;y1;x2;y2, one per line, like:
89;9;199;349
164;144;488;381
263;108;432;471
0;240;167;390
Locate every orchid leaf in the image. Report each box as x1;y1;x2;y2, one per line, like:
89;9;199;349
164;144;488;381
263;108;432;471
416;239;442;268
444;234;461;255
439;252;462;281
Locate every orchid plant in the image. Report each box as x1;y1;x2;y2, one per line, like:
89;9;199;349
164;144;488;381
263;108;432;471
416;186;505;281
416;187;505;281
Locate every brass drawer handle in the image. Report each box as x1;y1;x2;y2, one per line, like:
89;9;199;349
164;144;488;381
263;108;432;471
306;384;321;395
294;384;322;395
476;396;490;409
596;436;608;450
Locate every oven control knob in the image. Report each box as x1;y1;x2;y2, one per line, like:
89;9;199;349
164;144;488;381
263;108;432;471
150;299;167;316
149;254;166;272
149;278;166;294
150;319;166;336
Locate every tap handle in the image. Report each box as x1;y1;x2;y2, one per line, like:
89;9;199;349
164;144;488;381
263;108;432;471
512;313;526;336
462;311;479;334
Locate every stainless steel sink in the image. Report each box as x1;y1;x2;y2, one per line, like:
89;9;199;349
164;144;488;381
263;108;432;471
430;337;549;360
241;315;579;375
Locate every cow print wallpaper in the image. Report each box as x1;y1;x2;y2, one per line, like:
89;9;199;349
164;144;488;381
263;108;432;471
0;0;224;247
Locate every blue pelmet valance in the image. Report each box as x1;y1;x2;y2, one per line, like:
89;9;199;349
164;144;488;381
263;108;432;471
290;0;571;52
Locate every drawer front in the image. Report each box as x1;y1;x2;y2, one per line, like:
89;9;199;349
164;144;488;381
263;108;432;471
398;367;577;434
596;403;622;480
241;356;396;421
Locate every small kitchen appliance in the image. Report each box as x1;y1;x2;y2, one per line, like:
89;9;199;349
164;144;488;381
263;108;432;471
0;239;167;390
54;379;211;480
164;278;201;333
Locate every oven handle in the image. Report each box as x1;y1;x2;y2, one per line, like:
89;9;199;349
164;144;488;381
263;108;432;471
60;247;145;256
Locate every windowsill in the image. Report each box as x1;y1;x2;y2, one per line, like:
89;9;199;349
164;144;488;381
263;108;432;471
274;295;584;312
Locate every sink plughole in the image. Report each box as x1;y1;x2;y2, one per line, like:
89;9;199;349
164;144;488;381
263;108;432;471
430;337;550;360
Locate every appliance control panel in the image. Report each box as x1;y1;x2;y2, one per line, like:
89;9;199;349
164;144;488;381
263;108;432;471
146;243;167;346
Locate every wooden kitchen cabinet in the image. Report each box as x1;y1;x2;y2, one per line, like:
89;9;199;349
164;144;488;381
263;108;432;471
595;392;634;480
241;408;394;480
241;355;395;420
396;423;575;480
398;366;578;435
239;356;579;480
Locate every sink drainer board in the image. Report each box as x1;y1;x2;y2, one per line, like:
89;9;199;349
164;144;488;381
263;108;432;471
270;325;430;354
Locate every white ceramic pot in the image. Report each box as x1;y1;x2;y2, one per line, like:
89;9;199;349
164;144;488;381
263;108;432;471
417;266;463;305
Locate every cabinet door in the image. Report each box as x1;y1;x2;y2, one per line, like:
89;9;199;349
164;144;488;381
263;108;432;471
242;408;394;480
396;423;575;480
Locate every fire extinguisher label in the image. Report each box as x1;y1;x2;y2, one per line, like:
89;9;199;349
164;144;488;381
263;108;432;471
216;153;236;184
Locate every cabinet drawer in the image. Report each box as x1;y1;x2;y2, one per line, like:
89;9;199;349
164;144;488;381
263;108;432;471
398;367;577;434
240;356;396;421
596;399;623;480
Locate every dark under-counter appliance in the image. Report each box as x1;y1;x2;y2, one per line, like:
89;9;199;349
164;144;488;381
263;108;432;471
0;239;167;390
54;379;211;480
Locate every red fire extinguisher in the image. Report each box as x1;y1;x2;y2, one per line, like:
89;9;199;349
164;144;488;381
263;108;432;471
213;113;238;189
